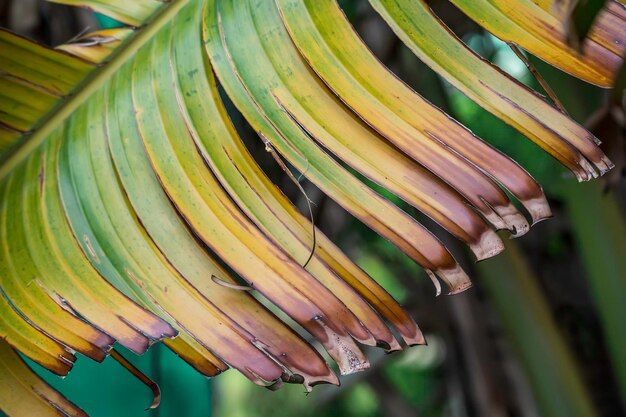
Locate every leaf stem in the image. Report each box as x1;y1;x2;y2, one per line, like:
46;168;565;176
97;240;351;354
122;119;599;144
508;43;568;114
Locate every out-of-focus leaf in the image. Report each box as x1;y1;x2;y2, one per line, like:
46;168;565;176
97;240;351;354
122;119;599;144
563;181;626;402
587;105;624;188
612;60;626;106
48;0;164;26
477;240;598;417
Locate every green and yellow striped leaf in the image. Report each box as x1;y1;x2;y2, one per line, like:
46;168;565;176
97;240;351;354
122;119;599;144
0;0;622;415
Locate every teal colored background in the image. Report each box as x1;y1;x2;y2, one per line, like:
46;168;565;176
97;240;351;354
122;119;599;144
1;345;212;417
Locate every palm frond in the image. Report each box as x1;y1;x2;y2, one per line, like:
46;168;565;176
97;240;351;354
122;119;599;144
448;0;625;86
0;0;623;415
369;0;615;180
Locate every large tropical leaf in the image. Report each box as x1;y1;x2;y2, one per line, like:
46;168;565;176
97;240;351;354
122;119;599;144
0;0;623;415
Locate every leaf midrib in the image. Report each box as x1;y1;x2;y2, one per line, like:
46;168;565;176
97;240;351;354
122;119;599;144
0;0;190;181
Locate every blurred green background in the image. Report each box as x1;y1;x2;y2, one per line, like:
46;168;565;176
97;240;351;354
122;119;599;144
1;1;624;416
